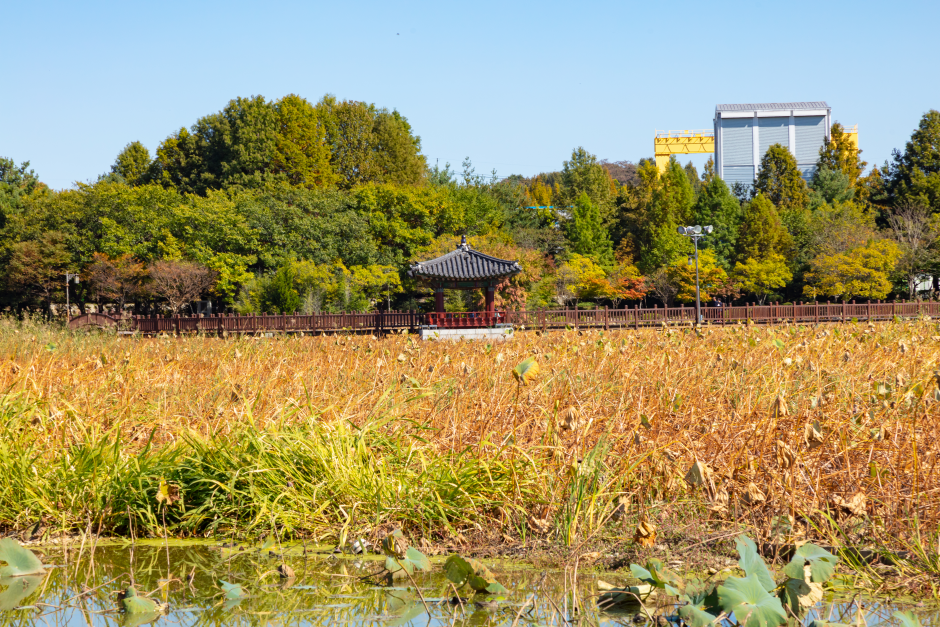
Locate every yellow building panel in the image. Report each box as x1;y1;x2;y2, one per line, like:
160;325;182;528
654;130;715;172
843;124;858;150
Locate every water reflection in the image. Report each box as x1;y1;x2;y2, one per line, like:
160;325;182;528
0;543;933;627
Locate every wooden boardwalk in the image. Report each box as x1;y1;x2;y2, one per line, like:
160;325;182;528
67;300;940;335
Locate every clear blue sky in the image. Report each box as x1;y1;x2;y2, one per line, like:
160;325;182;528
4;0;938;190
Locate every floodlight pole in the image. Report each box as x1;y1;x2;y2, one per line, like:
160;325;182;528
693;235;701;326
677;226;712;326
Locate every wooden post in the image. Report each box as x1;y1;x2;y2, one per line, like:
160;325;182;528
634;304;639;330
604;305;609;331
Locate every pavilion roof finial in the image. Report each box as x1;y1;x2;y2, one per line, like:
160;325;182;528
459;234;468;249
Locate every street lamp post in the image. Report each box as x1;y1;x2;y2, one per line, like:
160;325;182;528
677;225;713;325
65;273;80;322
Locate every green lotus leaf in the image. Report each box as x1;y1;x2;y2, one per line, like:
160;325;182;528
631;558;683;595
121;587;158;614
444;554;474;585
783;543;839;583
717;574;787;627
404;547;431;572
444;555;508;594
679;604;720;627
0;539;44;577
735;536;776;593
385;556;415;576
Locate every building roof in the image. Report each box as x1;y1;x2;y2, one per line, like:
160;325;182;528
716;102;829;112
408;236;522;281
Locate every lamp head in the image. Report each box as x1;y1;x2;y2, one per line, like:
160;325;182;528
677;226;687;235
693;225;702;235
704;225;714;234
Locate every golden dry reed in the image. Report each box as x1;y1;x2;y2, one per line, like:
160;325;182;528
0;316;938;560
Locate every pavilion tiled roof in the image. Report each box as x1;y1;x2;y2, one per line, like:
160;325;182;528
408;237;522;281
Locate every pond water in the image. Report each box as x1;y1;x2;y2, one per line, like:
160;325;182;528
0;541;934;627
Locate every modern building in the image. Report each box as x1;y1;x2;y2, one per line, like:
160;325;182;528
714;102;831;186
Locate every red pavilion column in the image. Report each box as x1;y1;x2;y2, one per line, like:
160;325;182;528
484;285;495;314
434;287;445;313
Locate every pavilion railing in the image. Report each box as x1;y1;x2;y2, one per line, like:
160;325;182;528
107;300;940;335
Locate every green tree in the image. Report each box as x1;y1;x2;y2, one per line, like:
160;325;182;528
684;161;702;195
209;95;280;190
732;254;792;304
816;123;866;187
272;94;336;189
558;147;614;215
883;110;940;209
655;158;696;226
755;144;809;209
736;194;792;262
809;166;854;208
2;231;71;314
0;158;48;228
639;221;690;274
316;96;379;188
151;95;285;194
803;240;902;301
692;176;742;269
372;110;426;186
149;127;206;194
260;261;302;313
565;192;614;266
626;159;695;273
110;142;152;186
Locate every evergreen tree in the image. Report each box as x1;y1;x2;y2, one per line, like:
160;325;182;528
111;142;152;186
558;147;614;216
655;159;696;226
0;157;47;227
692;176;742;269
736;194;792;262
683;161;702;195
260;262;302;313
272;94;336;189
816;123;866;187
566;192;614;266
809;166;854;208
372;110;426;186
882;110;940;209
755;144;809;209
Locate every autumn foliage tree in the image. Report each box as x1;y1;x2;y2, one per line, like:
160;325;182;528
87;253;149;311
803;240;902;301
148;260;218;314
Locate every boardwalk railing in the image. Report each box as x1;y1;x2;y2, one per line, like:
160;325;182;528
68;300;940;335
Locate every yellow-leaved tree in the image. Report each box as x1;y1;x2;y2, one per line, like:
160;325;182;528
732;254;792;304
803;240;902;301
666;249;730;304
